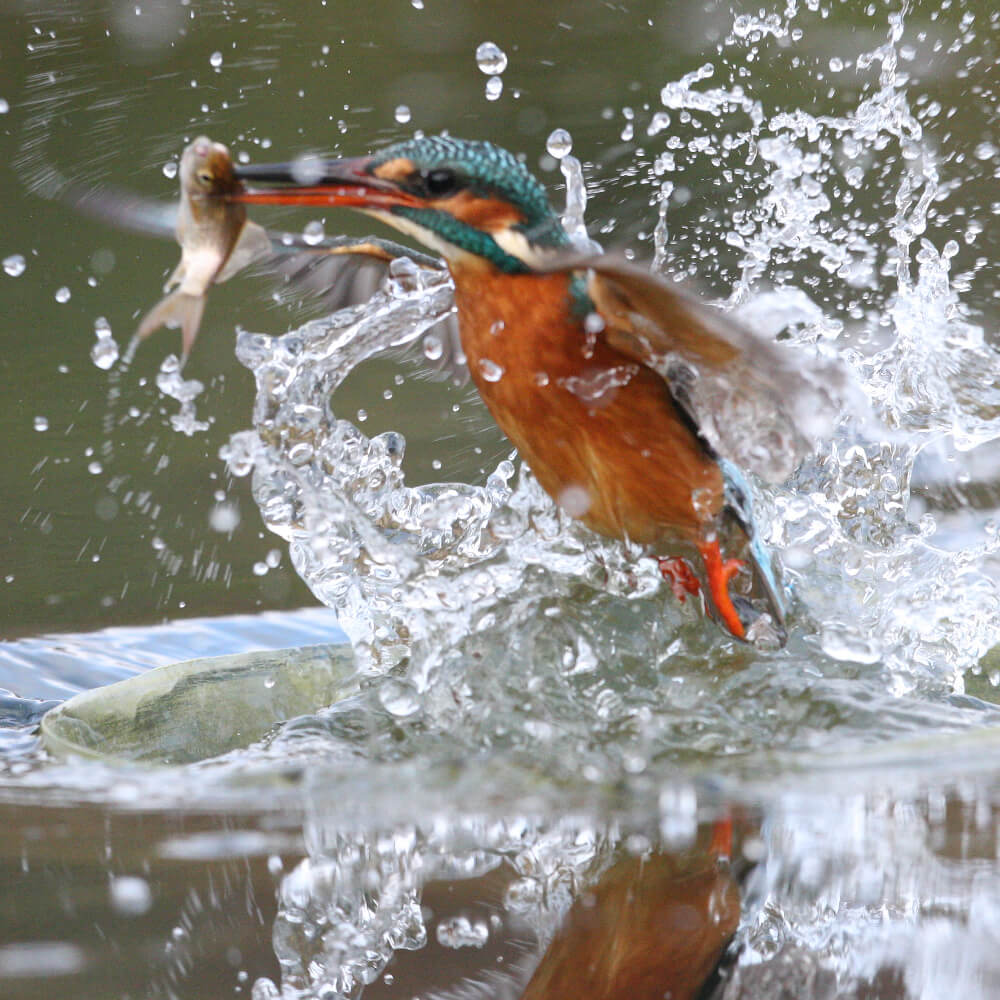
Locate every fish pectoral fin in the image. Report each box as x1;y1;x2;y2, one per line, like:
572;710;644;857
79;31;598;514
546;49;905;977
215;219;272;283
135;289;206;360
163;259;185;293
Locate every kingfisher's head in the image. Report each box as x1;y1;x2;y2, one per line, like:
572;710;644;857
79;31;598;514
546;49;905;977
235;135;572;273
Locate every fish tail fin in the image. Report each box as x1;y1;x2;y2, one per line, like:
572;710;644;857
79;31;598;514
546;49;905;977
134;290;206;361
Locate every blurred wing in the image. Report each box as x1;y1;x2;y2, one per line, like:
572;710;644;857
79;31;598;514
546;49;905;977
258;237;466;384
62;181;178;240
543;253;849;482
63;184;466;381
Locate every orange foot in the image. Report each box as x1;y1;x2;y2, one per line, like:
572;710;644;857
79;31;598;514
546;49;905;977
658;556;701;603
697;539;747;641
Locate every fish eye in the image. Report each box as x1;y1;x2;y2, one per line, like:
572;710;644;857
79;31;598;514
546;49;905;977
422;168;460;198
197;170;213;184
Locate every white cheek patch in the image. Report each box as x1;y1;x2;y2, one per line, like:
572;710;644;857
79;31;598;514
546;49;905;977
490;227;551;269
363;209;480;267
362;207;563;273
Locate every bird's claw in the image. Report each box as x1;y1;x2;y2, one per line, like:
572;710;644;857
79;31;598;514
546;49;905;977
659;556;701;603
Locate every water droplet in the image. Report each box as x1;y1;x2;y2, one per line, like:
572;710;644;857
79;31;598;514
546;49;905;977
253;561;268;576
55;285;71;303
394;104;411;124
475;41;508;75
88;461;103;475
266;548;281;568
546;128;572;159
478;358;505;382
820;625;881;664
3;254;25;277
162;160;178;179
557;485;591;518
484;76;503;101
379;679;421;718
33;415;48;432
209;50;223;68
411;0;423;8
290;154;326;186
209;502;240;533
974;141;997;161
90;322;120;371
251;972;280;995
110;875;153;917
0;99;9;114
303;220;325;245
91;248;115;275
287;441;314;465
422;333;443;360
436;915;489;949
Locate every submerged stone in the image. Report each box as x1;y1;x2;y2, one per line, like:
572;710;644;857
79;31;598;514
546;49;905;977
40;643;357;765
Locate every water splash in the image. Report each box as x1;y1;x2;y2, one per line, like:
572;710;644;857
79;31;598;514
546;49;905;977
155;354;210;436
638;5;1000;693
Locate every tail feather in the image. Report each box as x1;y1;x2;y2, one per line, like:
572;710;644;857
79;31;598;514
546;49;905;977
134;289;206;361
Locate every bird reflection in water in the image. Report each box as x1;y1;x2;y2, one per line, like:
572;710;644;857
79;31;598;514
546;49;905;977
520;817;747;1000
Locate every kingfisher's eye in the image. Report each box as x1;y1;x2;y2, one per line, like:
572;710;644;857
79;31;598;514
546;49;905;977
423;168;460;197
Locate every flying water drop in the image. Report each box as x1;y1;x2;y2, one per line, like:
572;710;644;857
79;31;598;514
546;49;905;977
546;128;572;159
303;220;325;246
475;41;507;75
90;317;119;370
3;254;26;277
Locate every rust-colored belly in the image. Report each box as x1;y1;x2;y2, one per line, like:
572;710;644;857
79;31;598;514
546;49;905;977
451;265;723;545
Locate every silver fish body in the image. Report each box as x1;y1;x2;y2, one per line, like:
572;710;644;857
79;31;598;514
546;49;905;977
134;136;270;361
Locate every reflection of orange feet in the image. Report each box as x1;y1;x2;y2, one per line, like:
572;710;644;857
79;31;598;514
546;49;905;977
709;813;733;860
697;539;747;640
659;556;701;603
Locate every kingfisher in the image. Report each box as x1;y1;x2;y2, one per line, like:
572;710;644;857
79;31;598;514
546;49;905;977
230;135;816;644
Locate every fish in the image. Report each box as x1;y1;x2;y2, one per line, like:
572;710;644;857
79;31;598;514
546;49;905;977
133;136;271;362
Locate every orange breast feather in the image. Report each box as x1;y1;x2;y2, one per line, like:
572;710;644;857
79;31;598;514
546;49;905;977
451;265;723;545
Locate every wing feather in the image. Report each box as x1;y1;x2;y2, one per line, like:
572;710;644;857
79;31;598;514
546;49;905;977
537;252;851;483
